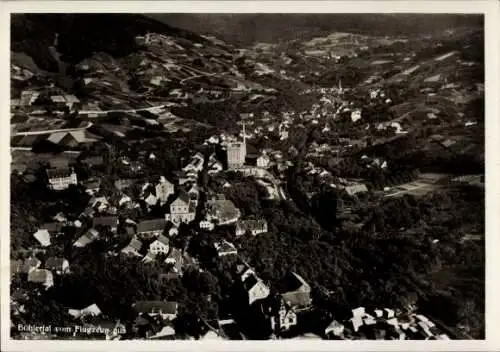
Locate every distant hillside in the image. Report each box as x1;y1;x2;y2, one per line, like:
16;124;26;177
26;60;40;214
10;13;317;129
11;13;205;72
149;14;484;46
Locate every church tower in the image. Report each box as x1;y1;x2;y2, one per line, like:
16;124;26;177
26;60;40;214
227;120;247;170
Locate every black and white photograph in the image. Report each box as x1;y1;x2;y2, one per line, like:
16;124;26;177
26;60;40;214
2;0;499;349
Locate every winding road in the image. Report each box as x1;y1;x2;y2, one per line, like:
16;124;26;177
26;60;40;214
12;104;169;137
13;122;94;136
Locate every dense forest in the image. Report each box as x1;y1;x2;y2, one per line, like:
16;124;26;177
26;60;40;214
231;177;484;337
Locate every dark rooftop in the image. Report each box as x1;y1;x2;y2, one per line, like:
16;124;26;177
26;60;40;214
132;301;178;315
45;257;68;270
243;274;258;291
137;219;166;233
46;167;74;179
92;216;118;228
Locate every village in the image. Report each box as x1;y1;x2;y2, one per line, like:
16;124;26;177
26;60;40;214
10;57;482;341
11;109;453;340
9;13;485;342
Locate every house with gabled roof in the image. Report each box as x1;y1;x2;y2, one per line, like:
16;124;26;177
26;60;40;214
28;269;54;289
45;257;70;274
170;190;190;213
325;319;345;339
73;228;99;247
20;90;40;106
147;324;176;340
345;183;368;196
52;212;67;223
235;219;268;237
92;216;118;232
182;152;205;174
46;167;78;191
21;257;41;274
68;303;102;319
121;237;143;257
144;193;157;207
137;219;166;239
64;94;80;110
257;153;270;169
240;268;270;306
142;251;157;263
280;272;312;309
50;95;66;109
132;301;178;321
214;240;238;257
41;222;64;233
89;196;110;213
148;235;170;256
207;154;223;175
271;299;298;334
83;178;101;195
176;171;194;186
33;229;52;247
165;190;196;225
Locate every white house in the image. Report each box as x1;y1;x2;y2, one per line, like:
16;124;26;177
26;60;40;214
20;90;40;106
235;219;268;237
183;152;205;173
33;229;51;247
351;109;362;123
68;304;102;319
271;301;298;333
165;191;196;225
256;154;270;169
199;220;215;231
214;240;238;257
325;319;345;337
46;167;78;191
170;191;190;214
241;268;270;305
148;235;170;256
144;193;157;207
155;176;175;205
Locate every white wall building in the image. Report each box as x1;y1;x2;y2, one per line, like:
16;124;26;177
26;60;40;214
46;167;78;191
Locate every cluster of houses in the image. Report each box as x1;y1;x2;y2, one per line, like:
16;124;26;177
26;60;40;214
323;306;450;340
235;219;268;237
131;300;179;339
34;131;278;279
11;256;70;289
301;162;369;198
12;89;81;112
